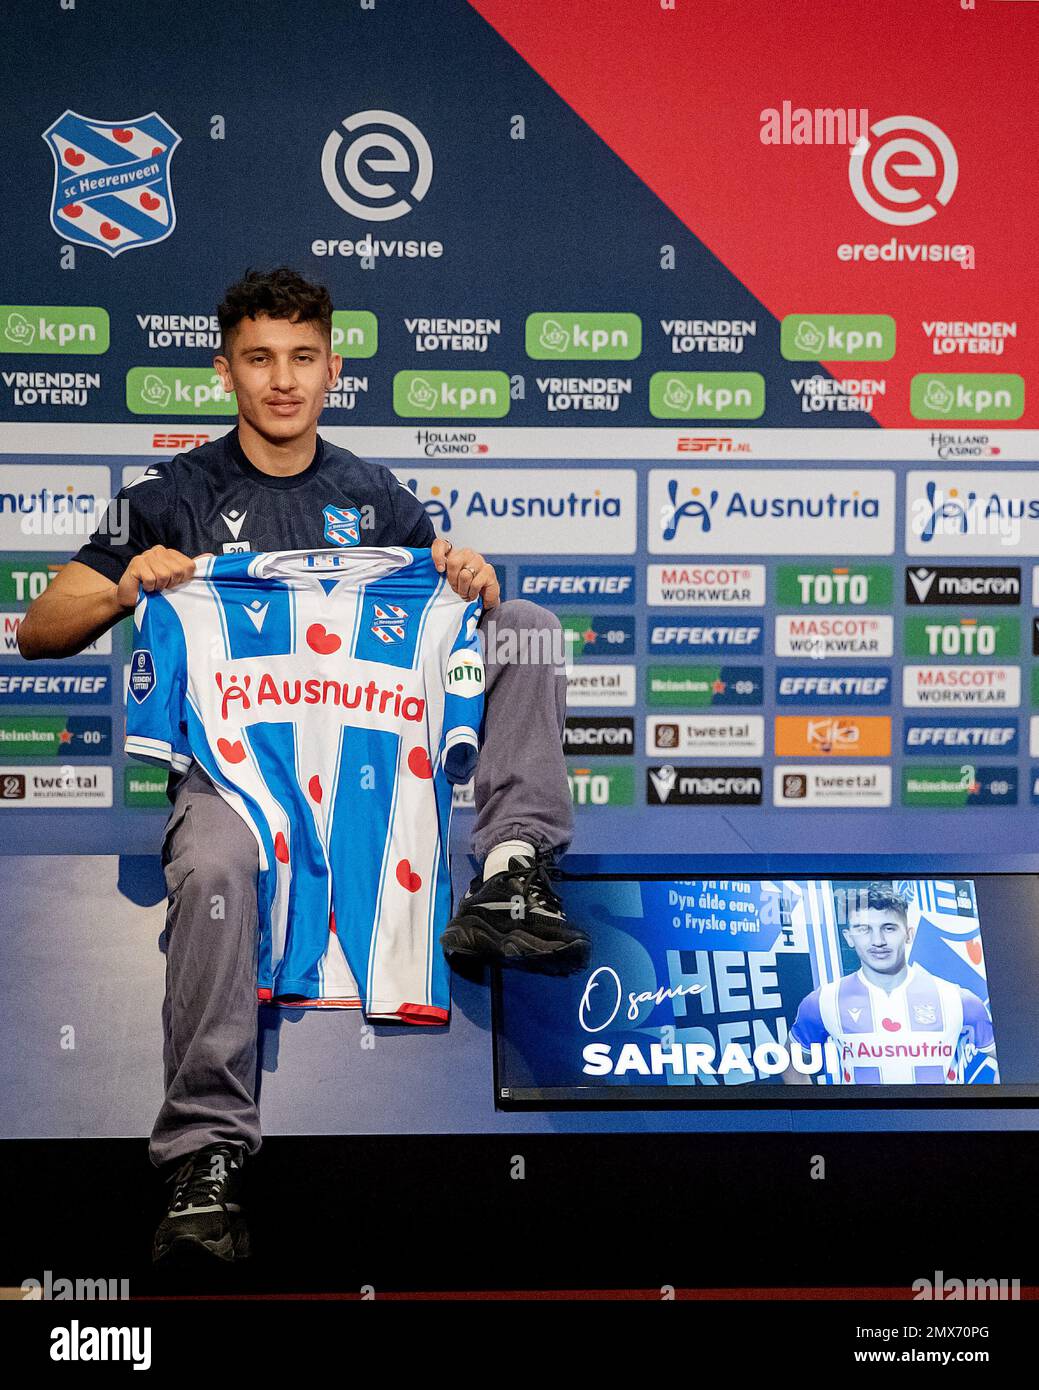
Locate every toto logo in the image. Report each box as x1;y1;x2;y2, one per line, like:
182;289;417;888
320;110;433;221
849;115;958;225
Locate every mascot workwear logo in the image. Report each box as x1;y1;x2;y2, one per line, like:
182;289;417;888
848;115;957;226
43;111;180;256
321;110;433;221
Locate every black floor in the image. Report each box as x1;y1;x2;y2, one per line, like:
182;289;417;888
2;1132;1036;1296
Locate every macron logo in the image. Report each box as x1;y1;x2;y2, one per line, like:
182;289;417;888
909;569;937;602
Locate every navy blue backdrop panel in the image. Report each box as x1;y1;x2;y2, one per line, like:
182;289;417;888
0;0;1037;1138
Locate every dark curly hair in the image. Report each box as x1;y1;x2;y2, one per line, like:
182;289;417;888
847;881;911;924
217;267;333;352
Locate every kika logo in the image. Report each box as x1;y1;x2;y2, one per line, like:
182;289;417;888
321;110;432;221
849;115;957;226
43;111;180;256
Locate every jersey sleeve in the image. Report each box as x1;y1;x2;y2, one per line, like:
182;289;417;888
789;988;827;1049
124;589;193;773
389;476;436;547
439;598;484;785
960;989;995;1050
72;466;174;583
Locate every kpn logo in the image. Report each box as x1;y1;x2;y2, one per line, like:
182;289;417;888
393;371;509;418
911;374;1024;421
649;373;765;419
1;306;109;354
331;310;377;359
526;313;641;360
126;367;235;415
781;314;895;361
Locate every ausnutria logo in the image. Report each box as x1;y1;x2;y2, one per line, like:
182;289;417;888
849;115;958;225
321;110;433;221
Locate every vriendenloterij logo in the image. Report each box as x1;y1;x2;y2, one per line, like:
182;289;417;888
42;111;181;257
321;111;432;221
848;115;957;226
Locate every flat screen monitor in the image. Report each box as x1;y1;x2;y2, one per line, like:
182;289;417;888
493;874;1039;1107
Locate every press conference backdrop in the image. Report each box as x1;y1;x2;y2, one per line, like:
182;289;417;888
0;0;1037;1137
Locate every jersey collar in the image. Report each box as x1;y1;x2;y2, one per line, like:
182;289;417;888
227;426;325;490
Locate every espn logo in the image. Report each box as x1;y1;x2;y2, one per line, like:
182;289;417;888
152;433;209;450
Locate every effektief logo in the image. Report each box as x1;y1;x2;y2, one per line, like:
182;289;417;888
43;111;180;256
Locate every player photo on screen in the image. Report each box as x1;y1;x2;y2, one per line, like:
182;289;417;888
496;876;1001;1094
782;880;998;1086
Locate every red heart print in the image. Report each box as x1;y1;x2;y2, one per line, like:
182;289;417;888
329;909;337;936
407;747;433;779
140;191;160;210
306;623;341;655
63;203;83;218
947;1069;956;1081
275;832;289;864
844;1070;852;1082
882;1018;901;1033
217;737;246;764
113;128;134;143
65;148;85;166
396;859;421;893
99;222;120;241
308;774;322;803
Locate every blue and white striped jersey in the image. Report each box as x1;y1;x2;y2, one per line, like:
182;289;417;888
125;547;484;1023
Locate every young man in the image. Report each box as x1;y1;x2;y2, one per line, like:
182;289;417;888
783;882;995;1086
17;267;589;1263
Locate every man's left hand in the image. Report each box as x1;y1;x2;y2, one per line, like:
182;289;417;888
431;538;500;609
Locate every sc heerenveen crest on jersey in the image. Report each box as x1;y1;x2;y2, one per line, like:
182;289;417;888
322;505;362;547
42;110;181;257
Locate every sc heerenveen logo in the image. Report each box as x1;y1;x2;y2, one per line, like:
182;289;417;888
849;115;957;226
321;111;432;221
42;111;181;256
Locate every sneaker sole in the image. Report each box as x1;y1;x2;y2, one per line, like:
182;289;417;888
441;917;590;973
153;1223;251;1265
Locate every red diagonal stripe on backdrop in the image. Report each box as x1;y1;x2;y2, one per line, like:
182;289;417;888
468;0;1037;427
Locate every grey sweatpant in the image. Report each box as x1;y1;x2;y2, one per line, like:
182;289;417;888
150;598;572;1167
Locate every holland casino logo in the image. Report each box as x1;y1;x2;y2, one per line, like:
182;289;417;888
43;111;181;256
659;477;878;542
849;115;957;225
321;110;432;221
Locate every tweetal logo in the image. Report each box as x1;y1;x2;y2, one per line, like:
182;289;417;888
849;115;957;225
43;110;181;256
906;566;1021;606
0;772;26;800
321;111;432;221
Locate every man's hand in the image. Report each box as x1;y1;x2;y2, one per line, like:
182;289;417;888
116;546;203;612
431;538;500;609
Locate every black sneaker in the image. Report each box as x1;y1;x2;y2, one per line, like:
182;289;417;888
441;854;590;973
152;1142;250;1264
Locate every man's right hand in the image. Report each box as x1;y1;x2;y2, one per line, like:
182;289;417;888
116;546;200;612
